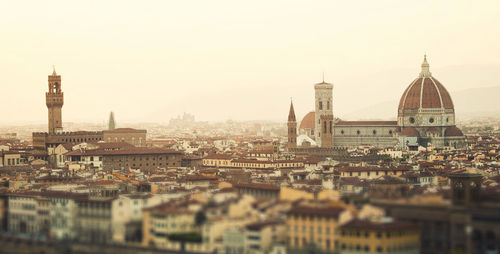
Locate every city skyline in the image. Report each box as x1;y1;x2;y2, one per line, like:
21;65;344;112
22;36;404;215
1;1;499;253
1;0;500;124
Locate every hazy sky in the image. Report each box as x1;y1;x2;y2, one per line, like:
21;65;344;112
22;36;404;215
1;0;499;125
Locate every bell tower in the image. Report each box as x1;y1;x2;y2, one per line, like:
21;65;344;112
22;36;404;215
314;76;334;147
46;66;64;134
320;115;333;148
287;100;297;149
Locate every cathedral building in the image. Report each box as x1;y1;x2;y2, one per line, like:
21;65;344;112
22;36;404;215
288;56;466;150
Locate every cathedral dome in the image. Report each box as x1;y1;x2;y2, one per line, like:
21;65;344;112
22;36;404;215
300;112;315;130
444;126;464;137
400;127;419;137
398;56;454;113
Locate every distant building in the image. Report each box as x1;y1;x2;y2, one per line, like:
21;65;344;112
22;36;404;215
103;128;147;146
33;69;104;152
32;70;148;167
373;173;500;254
108;111;116;130
65;146;183;172
288;56;466;149
338;218;420;254
286;204;353;254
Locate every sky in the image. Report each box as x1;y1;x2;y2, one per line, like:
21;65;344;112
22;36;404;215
1;0;499;125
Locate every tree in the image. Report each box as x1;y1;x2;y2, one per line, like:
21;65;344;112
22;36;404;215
195;210;207;226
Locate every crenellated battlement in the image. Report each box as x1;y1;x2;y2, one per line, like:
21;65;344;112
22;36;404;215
34;131;103;136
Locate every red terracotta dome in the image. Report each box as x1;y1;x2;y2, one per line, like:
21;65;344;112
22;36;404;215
444;126;464;137
400;127;419;137
398;56;454;112
299;112;315;130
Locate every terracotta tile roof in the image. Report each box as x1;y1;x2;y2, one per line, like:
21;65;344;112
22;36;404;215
65;147;181;156
103;128;146;133
341;219;417;231
336;121;397;126
444;126;464;137
287;205;344;217
399;77;454;111
400;127;419;137
204;154;233;160
233;182;280;191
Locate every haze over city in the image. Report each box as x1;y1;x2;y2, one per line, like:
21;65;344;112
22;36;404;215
1;0;500;124
2;1;500;254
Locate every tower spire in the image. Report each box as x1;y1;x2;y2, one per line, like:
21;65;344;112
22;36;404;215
108;111;116;130
287;99;297;149
52;65;57;76
288;99;296;122
420;54;431;77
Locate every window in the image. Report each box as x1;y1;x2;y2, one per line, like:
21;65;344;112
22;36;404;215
389;130;393;135
409;117;415;124
341;130;344;135
357;130;360;135
319;101;323;110
429;117;434;123
373;130;377;135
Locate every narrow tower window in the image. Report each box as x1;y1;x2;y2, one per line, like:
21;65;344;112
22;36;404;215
327;101;330;110
319;101;323;110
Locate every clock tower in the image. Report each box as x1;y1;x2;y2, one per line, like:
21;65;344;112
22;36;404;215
46;66;64;134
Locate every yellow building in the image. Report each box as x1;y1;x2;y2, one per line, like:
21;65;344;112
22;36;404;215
287;204;353;253
142;199;202;248
202;154;233;167
280;187;340;202
339;219;419;254
339;166;410;179
0;151;22;166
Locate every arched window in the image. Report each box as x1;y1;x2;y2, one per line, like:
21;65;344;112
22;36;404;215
327;101;330;110
319;101;323;110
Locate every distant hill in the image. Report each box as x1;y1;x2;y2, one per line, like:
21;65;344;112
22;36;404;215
340;86;500;121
